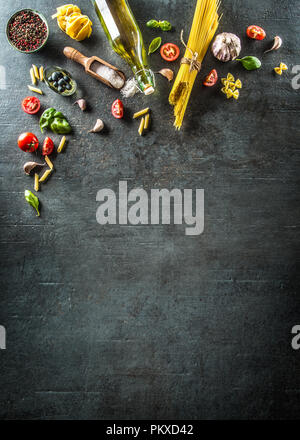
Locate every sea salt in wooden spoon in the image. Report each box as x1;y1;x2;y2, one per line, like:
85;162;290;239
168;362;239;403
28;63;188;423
63;46;126;90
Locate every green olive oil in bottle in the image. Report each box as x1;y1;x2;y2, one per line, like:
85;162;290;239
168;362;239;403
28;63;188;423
91;0;155;95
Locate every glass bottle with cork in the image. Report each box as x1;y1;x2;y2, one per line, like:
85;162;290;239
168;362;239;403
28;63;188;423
91;0;155;95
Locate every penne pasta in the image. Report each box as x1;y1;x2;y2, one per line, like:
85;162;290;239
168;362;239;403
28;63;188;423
39;169;52;183
133;108;149;119
34;173;39;192
45;155;54;170
39;66;44;82
144;113;150;130
57;136;67;153
32;64;40;80
138;117;145;136
30;67;36;85
27;85;43;94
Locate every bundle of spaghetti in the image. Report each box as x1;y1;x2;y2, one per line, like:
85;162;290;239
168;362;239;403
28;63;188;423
169;0;221;129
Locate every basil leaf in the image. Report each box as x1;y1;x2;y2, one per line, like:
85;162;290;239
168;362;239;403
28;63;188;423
53;111;64;118
25;190;40;217
236;56;261;70
50;118;71;134
147;20;159;29
148;37;162;55
159;20;172;31
39;108;71;134
39;108;56;133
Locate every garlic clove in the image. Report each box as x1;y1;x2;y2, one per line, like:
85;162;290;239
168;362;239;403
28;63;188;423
158;68;174;81
23;161;46;175
74;98;87;111
264;36;282;53
88;119;104;133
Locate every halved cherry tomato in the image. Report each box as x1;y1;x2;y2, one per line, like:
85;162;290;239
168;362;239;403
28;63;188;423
42;137;54;156
246;25;266;40
22;96;41;115
160;43;180;62
18;132;39;153
111;99;124;119
203;69;218;87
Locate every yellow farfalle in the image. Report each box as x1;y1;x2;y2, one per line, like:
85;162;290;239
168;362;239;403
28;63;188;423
225;89;239;100
235;79;242;89
280;63;288;71
221;73;242;100
228;81;236;90
232;89;239;100
226;89;233;99
274;63;288;76
52;4;92;41
226;73;235;82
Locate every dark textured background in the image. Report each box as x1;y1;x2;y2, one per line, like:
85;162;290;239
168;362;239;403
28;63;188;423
0;0;300;420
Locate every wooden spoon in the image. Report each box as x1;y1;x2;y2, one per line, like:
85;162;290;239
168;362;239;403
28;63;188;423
63;46;125;89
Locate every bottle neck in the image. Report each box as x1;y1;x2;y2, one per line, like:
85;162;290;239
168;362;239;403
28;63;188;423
134;68;155;95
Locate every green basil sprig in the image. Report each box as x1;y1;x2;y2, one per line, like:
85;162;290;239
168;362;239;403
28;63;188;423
148;37;162;55
159;20;172;31
40;108;72;134
147;19;160;29
236;56;262;70
25;190;40;216
147;20;172;31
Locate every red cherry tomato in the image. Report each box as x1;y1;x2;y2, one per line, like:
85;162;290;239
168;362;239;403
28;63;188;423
246;25;266;40
42;137;54;156
203;69;218;87
18;132;39;153
160;43;180;62
111;99;124;119
22;96;41;114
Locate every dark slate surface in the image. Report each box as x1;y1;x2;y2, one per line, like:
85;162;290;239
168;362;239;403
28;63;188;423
0;0;300;420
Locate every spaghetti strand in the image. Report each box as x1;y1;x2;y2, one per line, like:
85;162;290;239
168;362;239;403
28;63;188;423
169;0;220;129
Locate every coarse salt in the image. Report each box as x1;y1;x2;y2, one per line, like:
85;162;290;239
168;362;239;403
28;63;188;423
91;62;125;89
120;78;139;98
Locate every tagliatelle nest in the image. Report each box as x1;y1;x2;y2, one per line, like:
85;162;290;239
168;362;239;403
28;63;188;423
52;4;92;41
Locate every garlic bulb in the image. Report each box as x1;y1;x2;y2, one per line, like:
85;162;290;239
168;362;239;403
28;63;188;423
211;33;241;62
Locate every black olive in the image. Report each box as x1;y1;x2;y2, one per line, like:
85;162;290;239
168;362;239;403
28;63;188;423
52;72;60;81
58;86;64;93
58;79;67;86
53;81;58;88
48;76;53;82
65;84;72;90
63;75;69;82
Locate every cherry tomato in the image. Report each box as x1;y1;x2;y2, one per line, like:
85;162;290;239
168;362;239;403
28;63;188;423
42;137;54;156
21;96;41;114
246;25;266;40
18;132;39;153
111;99;124;119
160;43;180;62
203;69;218;87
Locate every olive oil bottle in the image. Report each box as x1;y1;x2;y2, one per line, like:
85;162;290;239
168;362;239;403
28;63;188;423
91;0;155;95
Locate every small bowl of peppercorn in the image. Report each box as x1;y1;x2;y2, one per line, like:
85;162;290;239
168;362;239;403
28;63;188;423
6;9;49;53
